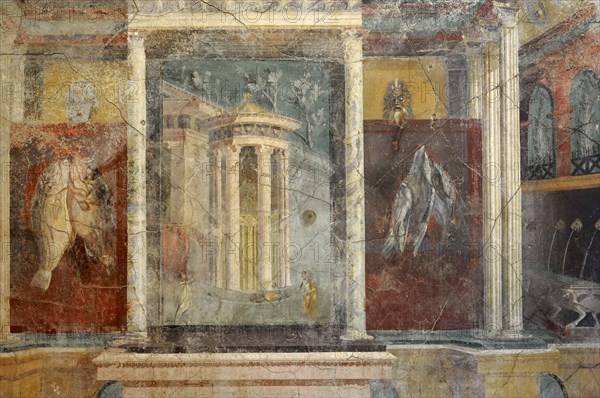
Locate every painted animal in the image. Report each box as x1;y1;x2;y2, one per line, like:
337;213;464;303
548;289;600;328
30;157;115;291
382;146;456;258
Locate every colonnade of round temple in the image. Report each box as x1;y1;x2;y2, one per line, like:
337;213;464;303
204;94;301;291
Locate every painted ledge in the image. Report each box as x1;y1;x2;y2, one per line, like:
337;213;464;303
128;12;362;30
522;174;600;193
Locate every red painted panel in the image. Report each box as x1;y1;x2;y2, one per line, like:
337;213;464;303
10;123;127;333
364;119;483;330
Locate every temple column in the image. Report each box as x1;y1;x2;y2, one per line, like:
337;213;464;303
257;145;274;289
224;144;241;291
277;149;290;288
482;36;503;334
466;42;484;119
342;30;371;340
126;32;148;336
497;4;523;334
0;32;24;343
210;149;224;288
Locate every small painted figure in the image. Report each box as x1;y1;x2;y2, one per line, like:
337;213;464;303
175;273;193;321
299;271;317;318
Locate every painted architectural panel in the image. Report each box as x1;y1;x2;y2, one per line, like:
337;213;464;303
158;60;337;325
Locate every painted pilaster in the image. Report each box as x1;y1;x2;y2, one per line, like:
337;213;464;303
224;144;241;291
482;36;503;334
256;145;273;289
497;3;524;334
341;30;370;340
126;33;148;336
164;141;184;223
446;53;469;119
466;42;484;119
0;32;23;343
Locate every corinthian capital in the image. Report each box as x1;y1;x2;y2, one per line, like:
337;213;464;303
129;31;146;45
493;1;520;28
342;29;364;63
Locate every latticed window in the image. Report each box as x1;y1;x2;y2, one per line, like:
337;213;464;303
527;86;556;180
570;70;600;175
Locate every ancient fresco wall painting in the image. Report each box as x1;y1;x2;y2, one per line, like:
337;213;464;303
363;58;483;330
523;189;600;332
157;60;337;325
9;61;128;333
520;27;600;336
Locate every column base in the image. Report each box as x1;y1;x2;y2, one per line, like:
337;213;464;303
474;329;532;341
500;329;532;340
341;330;373;341
0;333;20;344
110;332;148;348
473;328;503;339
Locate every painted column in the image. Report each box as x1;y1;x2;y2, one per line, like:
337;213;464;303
224;144;241;291
0;33;23;343
210;149;223;288
466;42;484;119
482;37;503;334
497;4;523;334
257;145;273;289
342;30;371;340
127;33;148;336
277;149;290;288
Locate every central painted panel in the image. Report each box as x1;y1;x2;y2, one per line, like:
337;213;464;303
157;60;338;326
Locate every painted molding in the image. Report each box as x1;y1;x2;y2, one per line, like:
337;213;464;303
523;174;600;193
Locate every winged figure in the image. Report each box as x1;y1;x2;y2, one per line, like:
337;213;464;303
382;146;456;258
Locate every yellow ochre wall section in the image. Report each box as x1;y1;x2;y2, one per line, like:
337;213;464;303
363;57;448;120
41;61;128;124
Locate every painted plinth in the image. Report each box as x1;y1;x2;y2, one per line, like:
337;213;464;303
94;351;396;398
0;349;42;397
